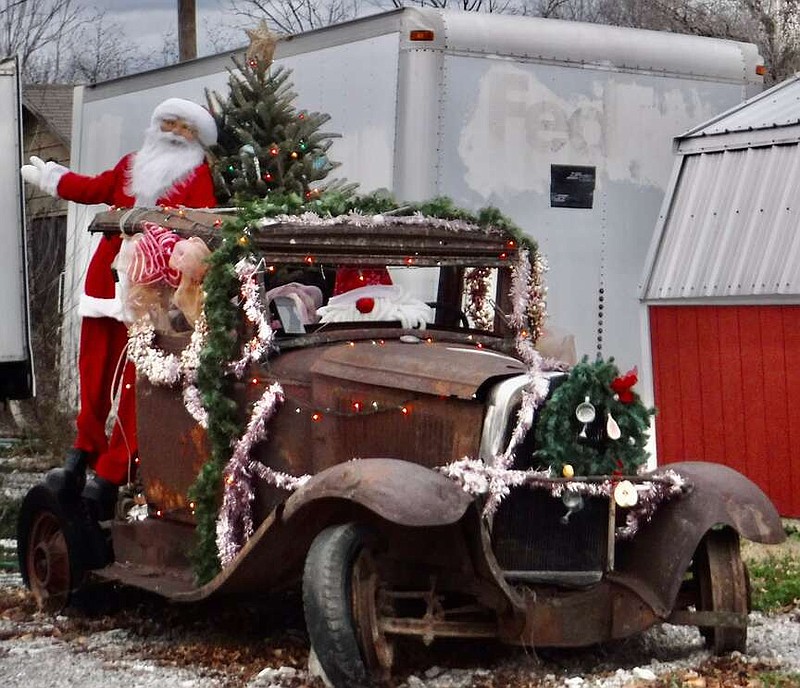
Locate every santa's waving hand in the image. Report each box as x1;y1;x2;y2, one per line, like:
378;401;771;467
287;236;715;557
21;98;218;531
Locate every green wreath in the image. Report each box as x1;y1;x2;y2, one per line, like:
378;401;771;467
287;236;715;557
533;357;655;477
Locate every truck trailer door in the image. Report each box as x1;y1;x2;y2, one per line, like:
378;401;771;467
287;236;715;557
0;56;34;400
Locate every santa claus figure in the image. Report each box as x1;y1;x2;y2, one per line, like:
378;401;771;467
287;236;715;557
21;98;218;525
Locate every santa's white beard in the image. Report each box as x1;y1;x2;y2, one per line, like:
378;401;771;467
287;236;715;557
127;126;206;206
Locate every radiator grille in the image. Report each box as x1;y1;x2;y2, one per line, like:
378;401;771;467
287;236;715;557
491;489;609;573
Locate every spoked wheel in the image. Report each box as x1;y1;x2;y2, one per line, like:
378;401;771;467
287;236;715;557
303;523;393;688
17;485;89;612
692;527;750;654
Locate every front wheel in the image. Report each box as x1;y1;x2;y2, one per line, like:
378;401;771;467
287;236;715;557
692;527;750;654
303;523;392;688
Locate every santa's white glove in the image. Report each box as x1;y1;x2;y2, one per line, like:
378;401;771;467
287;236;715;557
20;155;68;197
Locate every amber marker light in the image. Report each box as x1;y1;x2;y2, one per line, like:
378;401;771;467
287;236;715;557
410;29;435;41
755;65;767;76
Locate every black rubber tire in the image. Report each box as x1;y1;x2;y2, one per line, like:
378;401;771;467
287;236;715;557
17;484;92;612
303;523;372;688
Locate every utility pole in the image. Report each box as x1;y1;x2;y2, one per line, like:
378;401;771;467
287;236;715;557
177;0;197;62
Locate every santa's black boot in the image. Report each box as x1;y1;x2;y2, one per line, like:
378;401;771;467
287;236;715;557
80;475;119;568
44;448;90;501
82;475;119;523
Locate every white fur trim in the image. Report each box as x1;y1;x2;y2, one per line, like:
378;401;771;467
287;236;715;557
78;289;127;322
151;98;217;147
317;285;433;330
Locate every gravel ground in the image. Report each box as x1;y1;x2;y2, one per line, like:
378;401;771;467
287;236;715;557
2;452;799;687
1;578;798;688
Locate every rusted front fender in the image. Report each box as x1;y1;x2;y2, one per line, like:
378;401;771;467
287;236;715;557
174;459;475;602
283;458;473;526
614;461;785;617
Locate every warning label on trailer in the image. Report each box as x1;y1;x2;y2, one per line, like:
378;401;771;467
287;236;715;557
550;165;596;209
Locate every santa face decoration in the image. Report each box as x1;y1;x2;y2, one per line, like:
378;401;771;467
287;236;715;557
159;117;199;143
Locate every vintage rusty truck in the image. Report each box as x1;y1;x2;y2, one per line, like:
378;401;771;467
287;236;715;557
18;207;785;687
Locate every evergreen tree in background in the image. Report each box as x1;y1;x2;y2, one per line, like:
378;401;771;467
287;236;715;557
206;23;340;204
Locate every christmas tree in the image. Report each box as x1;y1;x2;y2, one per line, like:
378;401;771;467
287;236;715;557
206;22;340;205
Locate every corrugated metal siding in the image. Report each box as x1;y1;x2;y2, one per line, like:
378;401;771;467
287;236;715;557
645;143;800;300
650;304;800;517
684;74;800;137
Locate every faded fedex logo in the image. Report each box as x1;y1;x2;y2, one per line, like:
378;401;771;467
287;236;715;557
457;62;715;198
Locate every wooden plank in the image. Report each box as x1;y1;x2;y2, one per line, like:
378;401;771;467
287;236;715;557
781;306;800;517
675;307;705;459
696;307;724;463
649;306;684;462
716;307;748;477
759;307;791;515
736;307;770;496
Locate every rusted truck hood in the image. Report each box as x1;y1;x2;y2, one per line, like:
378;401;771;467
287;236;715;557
309;340;526;399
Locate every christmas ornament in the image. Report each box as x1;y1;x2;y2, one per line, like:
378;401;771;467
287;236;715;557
575;396;596;438
614;479;638;508
560;490;584;524
606;412;621;440
562;464;575;478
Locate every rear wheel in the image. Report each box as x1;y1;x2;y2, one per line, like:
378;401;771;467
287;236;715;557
692;527;749;654
17;485;91;612
303;523;392;688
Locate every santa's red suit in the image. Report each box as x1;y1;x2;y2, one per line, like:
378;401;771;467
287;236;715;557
60;155;217;485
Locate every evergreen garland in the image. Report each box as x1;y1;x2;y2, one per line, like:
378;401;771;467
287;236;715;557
189;192;540;582
533;357;655;477
188;213;248;583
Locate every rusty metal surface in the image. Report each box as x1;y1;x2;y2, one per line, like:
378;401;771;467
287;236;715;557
92;562;197;597
275;326;516;354
510;581;659;647
112;519;195;570
136;377;207;521
380;618;498;639
667;609;747;628
311;340;524;400
88;209;520;267
308;382;484;473
615;461;785;618
282;459;472;526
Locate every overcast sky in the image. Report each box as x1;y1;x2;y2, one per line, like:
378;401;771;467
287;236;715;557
90;0;248;57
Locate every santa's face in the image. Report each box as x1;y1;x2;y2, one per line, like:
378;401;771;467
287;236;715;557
159;117;198;143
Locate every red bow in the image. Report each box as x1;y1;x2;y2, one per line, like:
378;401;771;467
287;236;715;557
611;367;638;404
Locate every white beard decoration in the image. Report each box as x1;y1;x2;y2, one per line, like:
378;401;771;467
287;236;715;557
127;125;206;207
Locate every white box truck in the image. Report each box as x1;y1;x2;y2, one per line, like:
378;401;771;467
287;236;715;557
1;56;33;401
60;7;763;406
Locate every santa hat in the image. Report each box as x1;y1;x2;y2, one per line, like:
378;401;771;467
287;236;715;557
151;98;217;147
